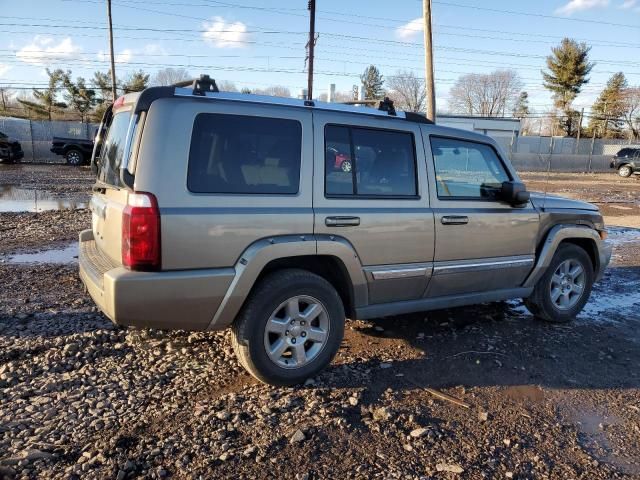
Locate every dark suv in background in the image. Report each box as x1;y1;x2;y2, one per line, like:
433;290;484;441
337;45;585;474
611;147;640;177
0;131;24;163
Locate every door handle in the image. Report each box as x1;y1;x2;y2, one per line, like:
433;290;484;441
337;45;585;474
325;216;360;227
441;215;469;225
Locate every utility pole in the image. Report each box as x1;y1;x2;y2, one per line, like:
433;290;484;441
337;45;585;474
306;0;316;101
423;0;436;121
575;107;584;154
107;0;117;101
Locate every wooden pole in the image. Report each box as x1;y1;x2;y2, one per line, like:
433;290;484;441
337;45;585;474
575;107;584;154
423;0;436;121
307;0;316;101
107;0;117;101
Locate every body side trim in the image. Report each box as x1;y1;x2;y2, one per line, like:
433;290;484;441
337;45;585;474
433;256;534;275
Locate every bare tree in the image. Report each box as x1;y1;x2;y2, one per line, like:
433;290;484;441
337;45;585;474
217;80;238;92
0;87;12;111
152;68;191;86
448;70;523;117
254;85;291;97
386;70;426;113
622;87;640;140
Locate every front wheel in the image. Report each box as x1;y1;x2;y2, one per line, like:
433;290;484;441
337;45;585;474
65;149;84;166
231;269;345;386
618;165;632;177
524;244;594;323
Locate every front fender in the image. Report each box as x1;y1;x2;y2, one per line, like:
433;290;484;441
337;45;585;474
523;225;611;288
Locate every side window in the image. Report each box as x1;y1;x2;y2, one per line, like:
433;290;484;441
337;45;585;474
430;137;510;200
187;113;302;194
325;125;418;197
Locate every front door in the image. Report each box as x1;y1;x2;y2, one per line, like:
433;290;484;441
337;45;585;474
313;111;435;305
424;133;539;297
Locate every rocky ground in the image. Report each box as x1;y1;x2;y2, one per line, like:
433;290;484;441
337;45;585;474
0;165;639;479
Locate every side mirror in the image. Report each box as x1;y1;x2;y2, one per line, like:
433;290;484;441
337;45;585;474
501;181;530;206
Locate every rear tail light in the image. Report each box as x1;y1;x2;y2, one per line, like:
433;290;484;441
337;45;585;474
122;192;160;270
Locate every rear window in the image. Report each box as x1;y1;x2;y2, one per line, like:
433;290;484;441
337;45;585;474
97;110;132;187
187;113;302;194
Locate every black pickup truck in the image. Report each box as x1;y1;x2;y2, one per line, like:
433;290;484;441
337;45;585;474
51;136;95;166
0;131;24;163
610;147;640;178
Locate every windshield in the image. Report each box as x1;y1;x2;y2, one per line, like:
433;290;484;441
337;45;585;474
97;110;132;187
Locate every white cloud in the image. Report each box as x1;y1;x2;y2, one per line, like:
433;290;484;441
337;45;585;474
16;36;81;65
96;49;133;64
0;63;12;77
202;16;248;48
396;17;423;40
555;0;609;15
619;0;638;8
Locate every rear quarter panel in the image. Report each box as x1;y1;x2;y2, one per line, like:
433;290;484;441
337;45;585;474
134;97;314;270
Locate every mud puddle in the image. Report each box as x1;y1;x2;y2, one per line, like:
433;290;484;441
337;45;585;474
0;185;87;212
2;243;78;264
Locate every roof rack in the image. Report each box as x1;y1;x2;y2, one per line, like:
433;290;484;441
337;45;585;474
173;74;219;96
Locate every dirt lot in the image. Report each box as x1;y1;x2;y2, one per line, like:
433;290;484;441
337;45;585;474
1;165;639;479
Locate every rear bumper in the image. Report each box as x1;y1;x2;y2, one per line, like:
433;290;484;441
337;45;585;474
78;229;234;331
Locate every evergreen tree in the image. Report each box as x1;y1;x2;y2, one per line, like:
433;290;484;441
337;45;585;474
542;38;594;136
360;65;385;100
588;72;628;138
18;68;66;120
513;91;530;119
63;74;97;122
121;70;149;94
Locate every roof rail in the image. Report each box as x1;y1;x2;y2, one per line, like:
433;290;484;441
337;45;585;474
173;74;219;96
404;112;434;124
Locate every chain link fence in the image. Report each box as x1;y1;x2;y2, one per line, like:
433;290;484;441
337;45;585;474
0;117;97;163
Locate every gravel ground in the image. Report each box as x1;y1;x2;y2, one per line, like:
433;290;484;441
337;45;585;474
1;165;639;479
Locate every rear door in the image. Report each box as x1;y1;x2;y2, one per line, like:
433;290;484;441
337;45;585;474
423;132;539;297
90;104;138;264
313;111;434;304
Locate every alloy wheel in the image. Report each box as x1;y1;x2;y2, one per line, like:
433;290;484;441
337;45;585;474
263;295;330;369
549;259;586;310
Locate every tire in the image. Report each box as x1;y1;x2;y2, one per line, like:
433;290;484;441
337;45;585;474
524;243;594;323
65;149;84;166
231;269;345;386
341;160;352;173
618;165;632;177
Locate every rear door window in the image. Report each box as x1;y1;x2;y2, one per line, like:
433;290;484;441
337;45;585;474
187;113;302;194
325;125;418;197
97;110;132;188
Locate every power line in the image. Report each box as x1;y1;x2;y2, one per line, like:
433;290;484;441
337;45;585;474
430;1;640;29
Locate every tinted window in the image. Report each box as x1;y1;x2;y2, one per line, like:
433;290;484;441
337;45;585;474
97;110;131;187
430;137;510;199
188;113;302;194
325;125;417;197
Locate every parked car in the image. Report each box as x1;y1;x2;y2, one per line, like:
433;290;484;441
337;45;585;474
610;147;640;177
51;135;95;165
79;76;612;386
0;131;24;163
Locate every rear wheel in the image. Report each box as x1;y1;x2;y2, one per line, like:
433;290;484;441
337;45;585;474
231;269;345;386
618;165;632;177
524;243;593;323
65;148;84;166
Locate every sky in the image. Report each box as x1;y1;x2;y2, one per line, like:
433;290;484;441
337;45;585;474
0;0;639;116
